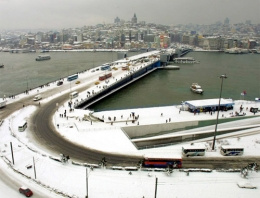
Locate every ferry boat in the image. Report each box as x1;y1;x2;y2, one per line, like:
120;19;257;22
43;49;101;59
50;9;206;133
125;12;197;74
225;47;248;54
36;55;51;61
190;83;203;94
174;57;199;64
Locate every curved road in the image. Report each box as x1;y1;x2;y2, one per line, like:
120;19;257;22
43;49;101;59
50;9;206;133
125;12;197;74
1;77;260;169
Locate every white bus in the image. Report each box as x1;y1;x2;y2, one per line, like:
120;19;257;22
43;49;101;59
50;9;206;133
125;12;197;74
69;91;78;99
220;146;244;156
18;121;27;132
182;146;206;157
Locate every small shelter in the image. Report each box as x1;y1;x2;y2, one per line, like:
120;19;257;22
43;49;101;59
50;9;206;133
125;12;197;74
184;98;234;112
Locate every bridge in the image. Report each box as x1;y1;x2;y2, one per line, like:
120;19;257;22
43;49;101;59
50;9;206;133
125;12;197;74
75;47;192;109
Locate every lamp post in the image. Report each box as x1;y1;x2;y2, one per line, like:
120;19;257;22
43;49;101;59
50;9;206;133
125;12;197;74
212;74;227;150
86;168;88;198
86;168;92;198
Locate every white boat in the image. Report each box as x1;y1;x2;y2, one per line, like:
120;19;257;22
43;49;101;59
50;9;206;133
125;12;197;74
36;55;51;61
174;57;199;64
225;48;248;54
190;83;203;94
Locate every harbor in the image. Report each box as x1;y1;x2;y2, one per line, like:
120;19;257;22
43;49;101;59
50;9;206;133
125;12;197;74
0;50;260;110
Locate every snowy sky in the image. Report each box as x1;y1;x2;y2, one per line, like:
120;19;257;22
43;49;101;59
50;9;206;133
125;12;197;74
0;0;259;30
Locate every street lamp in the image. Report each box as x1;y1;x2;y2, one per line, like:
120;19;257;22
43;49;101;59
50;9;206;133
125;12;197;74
212;74;227;150
86;168;92;198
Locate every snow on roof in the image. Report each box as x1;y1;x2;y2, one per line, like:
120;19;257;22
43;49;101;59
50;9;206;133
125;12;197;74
221;145;244;149
182;144;206;150
144;152;182;159
184;98;234;109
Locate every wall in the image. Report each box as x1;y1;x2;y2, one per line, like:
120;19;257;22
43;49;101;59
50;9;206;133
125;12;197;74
122;120;199;138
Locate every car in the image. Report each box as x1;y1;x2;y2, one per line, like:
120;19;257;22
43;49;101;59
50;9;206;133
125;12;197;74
75;80;80;84
33;94;42;101
19;186;33;197
57;81;63;86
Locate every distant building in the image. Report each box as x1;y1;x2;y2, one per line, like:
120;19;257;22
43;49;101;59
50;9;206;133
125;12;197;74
248;39;256;49
77;34;83;43
114;16;120;24
245;20;251;25
131;13;137;24
224;17;229;25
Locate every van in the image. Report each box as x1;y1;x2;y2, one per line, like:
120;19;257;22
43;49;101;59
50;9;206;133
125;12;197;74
18;121;27;132
33;94;42;101
69;91;78;99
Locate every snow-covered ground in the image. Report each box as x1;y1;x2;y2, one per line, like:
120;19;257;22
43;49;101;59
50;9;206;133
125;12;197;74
1;53;260;197
1;105;260;197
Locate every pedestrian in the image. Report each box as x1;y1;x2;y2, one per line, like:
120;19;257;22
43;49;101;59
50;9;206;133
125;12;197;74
240;105;243;112
57;124;59;128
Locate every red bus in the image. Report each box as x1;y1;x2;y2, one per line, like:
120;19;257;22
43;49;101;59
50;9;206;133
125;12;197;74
143;155;182;168
99;73;112;81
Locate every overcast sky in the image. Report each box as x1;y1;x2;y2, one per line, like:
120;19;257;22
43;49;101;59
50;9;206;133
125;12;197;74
0;0;259;30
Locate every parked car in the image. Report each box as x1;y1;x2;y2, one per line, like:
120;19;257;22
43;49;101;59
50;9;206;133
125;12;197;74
19;186;33;197
57;81;63;86
75;80;80;84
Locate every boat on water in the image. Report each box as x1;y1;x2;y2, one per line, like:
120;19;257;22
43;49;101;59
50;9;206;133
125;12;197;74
190;83;203;94
36;55;51;61
0;64;4;68
174;57;199;64
225;47;249;54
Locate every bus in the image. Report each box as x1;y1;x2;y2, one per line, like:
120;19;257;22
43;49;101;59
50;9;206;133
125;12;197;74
69;91;78;99
143;155;182;168
18;121;27;132
182;146;206;157
220;146;244;156
99;73;112;81
101;65;111;71
67;74;78;81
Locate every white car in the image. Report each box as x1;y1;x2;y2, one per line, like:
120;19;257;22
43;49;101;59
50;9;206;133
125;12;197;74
33;94;42;101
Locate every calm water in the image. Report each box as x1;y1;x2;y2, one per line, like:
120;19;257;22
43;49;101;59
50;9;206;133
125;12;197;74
0;51;120;95
91;52;260;110
0;51;259;110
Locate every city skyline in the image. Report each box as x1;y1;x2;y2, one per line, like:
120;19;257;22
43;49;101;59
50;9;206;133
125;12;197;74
0;0;259;30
